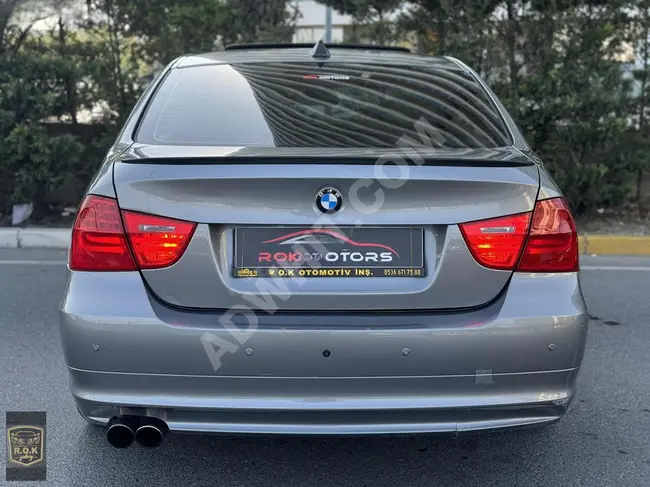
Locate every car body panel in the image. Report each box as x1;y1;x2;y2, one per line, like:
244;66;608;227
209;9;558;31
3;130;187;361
140;225;510;310
60;270;586;434
61;271;587;376
61;46;588;436
71;368;575;435
112;160;540;310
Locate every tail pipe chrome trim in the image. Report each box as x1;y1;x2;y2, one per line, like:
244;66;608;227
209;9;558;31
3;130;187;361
135;417;169;448
106;416;138;449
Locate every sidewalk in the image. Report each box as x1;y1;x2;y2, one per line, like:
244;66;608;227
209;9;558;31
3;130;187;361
2;227;650;256
0;228;72;249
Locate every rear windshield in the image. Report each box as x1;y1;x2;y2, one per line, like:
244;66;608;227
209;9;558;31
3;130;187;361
136;62;512;149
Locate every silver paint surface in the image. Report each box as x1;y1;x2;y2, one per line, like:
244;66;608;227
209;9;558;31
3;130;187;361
65;49;588;435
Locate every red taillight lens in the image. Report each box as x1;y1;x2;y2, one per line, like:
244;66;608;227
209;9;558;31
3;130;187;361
70;195;197;271
70;195;137;271
518;198;578;272
459;212;532;270
122;211;196;269
459;197;579;273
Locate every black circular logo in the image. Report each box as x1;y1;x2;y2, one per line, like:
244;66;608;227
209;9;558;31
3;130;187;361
316;187;343;214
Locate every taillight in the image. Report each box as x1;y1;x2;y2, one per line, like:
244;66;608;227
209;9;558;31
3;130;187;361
459;212;531;270
122;211;196;269
517;198;578;272
70;195;196;271
459;197;578;272
70;195;137;271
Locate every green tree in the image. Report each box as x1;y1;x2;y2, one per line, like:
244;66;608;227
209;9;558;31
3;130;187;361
102;0;298;66
330;0;639;213
82;0;143;123
397;0;500;60
102;0;229;65
222;0;299;45
0;1;84;219
2;0;650;219
630;0;650;211
510;1;636;213
0;0;302;221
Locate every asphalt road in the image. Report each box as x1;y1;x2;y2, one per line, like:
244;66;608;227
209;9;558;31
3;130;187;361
1;249;649;487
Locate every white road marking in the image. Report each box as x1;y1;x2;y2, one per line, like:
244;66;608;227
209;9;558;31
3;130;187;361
582;266;650;272
0;260;67;265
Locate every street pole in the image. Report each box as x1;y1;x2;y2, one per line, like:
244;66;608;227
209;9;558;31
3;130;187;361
324;6;332;43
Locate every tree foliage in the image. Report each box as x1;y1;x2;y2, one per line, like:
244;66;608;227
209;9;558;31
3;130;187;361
319;0;402;43
0;3;84;219
0;0;296;222
2;0;650;221
319;0;650;214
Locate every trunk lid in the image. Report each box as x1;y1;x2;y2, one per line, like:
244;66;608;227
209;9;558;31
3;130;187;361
112;145;539;311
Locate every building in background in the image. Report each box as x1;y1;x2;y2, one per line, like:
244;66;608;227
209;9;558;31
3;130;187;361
292;0;405;44
292;1;351;43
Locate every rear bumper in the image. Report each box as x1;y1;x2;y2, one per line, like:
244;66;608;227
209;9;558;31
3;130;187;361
59;271;588;436
71;367;576;435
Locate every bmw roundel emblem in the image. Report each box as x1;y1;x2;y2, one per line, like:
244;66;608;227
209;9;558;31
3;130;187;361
316;187;343;214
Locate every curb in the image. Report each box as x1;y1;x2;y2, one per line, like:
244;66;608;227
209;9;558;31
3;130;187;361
1;228;650;255
578;235;650;256
0;228;71;249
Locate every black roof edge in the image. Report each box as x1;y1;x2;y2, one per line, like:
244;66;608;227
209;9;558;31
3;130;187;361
224;42;411;53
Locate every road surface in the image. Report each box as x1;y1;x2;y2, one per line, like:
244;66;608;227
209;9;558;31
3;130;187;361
1;249;649;486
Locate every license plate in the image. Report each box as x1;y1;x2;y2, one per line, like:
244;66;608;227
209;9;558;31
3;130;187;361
233;226;425;278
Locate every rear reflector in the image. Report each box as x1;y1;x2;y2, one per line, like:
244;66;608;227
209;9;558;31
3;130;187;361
122;211;196;269
459;212;531;270
459;197;578;272
517;198;579;272
70;195;137;271
70;195;196;271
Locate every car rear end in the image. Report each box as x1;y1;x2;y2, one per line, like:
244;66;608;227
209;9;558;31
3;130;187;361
59;46;588;440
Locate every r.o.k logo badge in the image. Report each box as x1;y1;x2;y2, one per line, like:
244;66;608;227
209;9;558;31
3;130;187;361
6;411;46;481
8;426;44;467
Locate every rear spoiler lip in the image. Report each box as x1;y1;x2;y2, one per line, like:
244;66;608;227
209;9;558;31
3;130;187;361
118;156;534;167
117;144;535;167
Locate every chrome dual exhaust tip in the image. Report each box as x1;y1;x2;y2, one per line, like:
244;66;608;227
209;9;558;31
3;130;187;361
135;418;168;448
105;416;168;449
106;416;138;449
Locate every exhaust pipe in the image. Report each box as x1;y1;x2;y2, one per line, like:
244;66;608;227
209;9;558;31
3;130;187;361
135;417;168;448
106;416;138;449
